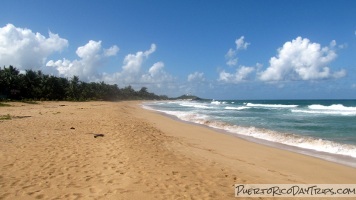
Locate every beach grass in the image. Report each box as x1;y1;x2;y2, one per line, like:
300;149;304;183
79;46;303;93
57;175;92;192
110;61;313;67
0;114;11;120
0;102;11;107
21;100;38;104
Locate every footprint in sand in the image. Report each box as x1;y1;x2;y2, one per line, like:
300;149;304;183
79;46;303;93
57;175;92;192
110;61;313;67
89;187;102;194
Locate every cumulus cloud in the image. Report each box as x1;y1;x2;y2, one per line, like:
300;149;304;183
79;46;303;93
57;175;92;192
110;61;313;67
218;66;255;83
0;24;176;94
76;40;101;59
46;40;118;81
104;45;119;57
235;36;250;50
220;36;254;83
103;44;157;84
102;44;174;89
0;23;68;69
122;44;156;74
187;71;205;82
141;61;174;87
259;37;346;82
225;36;250;66
46;42;174;90
225;48;238;66
148;61;164;76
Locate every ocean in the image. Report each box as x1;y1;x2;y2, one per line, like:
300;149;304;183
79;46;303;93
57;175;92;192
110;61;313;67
143;99;356;167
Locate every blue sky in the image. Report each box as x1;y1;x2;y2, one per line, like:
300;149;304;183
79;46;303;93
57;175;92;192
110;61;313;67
1;0;356;99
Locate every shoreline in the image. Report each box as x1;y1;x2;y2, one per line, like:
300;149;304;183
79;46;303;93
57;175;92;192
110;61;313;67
1;101;356;199
136;101;356;183
142;102;356;168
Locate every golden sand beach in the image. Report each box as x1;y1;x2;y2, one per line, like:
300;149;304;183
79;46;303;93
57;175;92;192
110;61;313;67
1;101;356;199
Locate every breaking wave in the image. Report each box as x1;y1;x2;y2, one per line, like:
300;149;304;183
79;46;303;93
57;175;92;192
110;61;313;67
147;108;356;158
225;106;249;110
292;104;356;116
246;103;298;108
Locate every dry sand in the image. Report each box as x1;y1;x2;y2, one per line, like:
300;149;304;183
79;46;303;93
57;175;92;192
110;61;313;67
1;101;356;200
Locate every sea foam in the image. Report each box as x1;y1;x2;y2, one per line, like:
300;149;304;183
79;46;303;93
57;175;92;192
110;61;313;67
246;103;298;108
292;104;356;116
143;100;356;160
225;106;249;110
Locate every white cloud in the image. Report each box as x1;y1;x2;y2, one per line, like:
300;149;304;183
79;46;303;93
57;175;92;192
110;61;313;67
218;70;233;82
0;23;68;69
141;61;174;87
225;48;238;66
220;36;253;83
218;66;255;83
329;40;337;48
235;36;250;50
104;45;119;57
226;58;238;66
225;48;235;58
122;44;156;74
46;40;118;81
225;36;250;66
332;69;347;78
187;71;205;82
259;37;346;82
148;61;164;76
47;43;156;84
76;40;101;59
103;44;174;89
46;43;174;91
0;24;176;94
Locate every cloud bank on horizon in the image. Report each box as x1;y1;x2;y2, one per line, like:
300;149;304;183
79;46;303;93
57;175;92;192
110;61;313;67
0;23;352;98
0;24;174;89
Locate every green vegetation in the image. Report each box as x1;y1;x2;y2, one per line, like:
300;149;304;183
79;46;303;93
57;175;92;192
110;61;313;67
21;100;38;104
0;114;11;120
173;94;210;101
0;65;168;101
0;102;11;107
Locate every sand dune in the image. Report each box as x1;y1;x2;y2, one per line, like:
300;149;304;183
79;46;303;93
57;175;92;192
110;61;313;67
1;101;355;199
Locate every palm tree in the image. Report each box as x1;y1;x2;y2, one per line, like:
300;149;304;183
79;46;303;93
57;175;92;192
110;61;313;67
22;69;41;99
67;76;81;100
0;66;21;99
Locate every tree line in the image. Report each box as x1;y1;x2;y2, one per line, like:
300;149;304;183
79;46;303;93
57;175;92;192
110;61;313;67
0;66;168;101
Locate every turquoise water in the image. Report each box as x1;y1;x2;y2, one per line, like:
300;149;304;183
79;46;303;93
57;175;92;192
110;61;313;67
143;99;356;161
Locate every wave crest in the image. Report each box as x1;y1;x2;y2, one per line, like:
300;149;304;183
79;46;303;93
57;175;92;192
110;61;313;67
246;103;298;108
225;106;248;110
292;104;356;116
